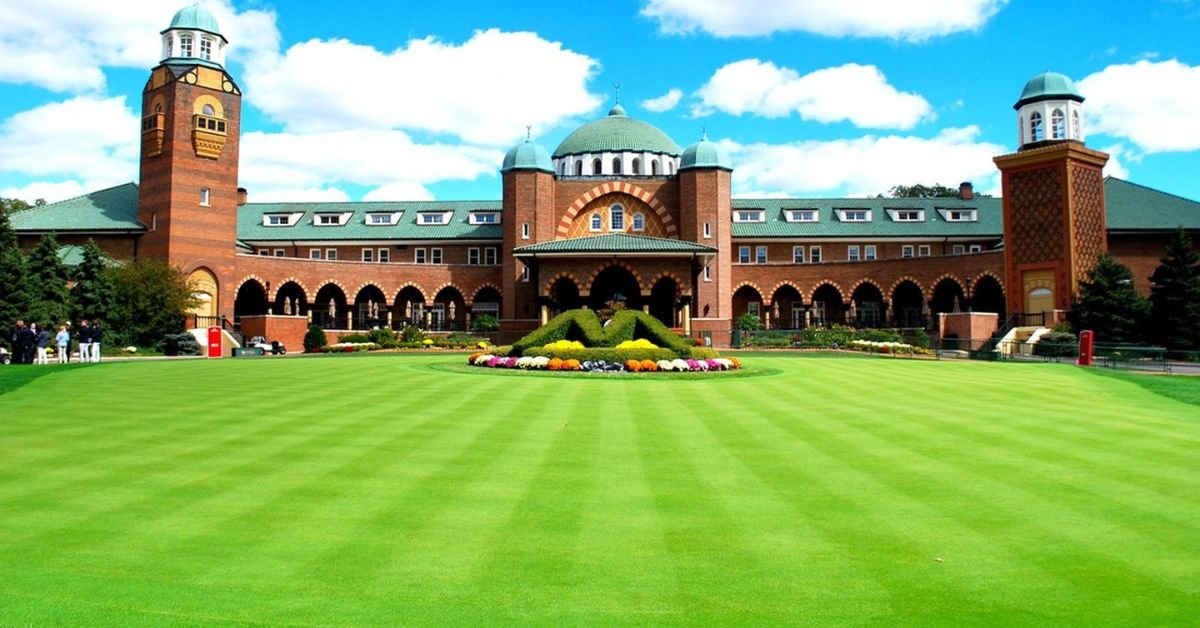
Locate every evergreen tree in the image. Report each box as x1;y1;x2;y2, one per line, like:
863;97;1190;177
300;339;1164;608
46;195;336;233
0;211;31;345
105;258;197;347
1071;253;1150;344
1149;228;1200;350
70;239;114;323
25;233;71;325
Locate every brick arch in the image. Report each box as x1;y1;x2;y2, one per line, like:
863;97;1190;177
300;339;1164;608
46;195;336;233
767;281;806;305
809;280;847;303
352;280;388;301
431;282;466;301
235;274;268;293
314;279;351;297
558;182;677;238
848;278;887;302
731;281;766;300
973;270;1005;294
467;283;503;307
268;276;309;301
542;272;584;296
393;283;427;302
645;271;686;296
887;276;925;300
926;274;966;301
586;261;643;292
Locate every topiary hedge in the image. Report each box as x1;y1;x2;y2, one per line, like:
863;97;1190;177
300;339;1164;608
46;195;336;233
509;309;695;357
521;346;678;363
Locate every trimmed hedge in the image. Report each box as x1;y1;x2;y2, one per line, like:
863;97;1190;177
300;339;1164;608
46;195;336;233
521;347;678;363
509;309;694;357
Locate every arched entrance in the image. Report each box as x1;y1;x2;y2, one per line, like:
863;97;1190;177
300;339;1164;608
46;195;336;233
234;279;268;322
891;280;926;328
187;267;218;320
433;286;466;331
589;266;641;311
770;285;804;329
549;277;581;314
353;285;387;330
314;284;348;329
931;278;966;326
649;276;679;327
851;282;885;328
732;285;764;323
393;286;425;329
274;281;307;316
472;286;502;329
811;284;845;327
971;275;1006;319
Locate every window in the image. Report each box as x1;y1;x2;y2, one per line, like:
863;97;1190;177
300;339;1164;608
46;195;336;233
468;247;480;265
362;249;374;263
610;205;625;231
918;245;931;257
469;212;500;225
889;209;923;222
484;247;498;265
703;265;711;282
415;248;426;264
1071;110;1081;138
378;249;390;263
180;34;192;57
785;209;818;222
652;161;660;175
748;302;761;317
632;212;645;232
431;248;443;264
969;244;982;253
865;245;877;261
367;212;400;226
734;210;765;223
151;212;157;231
810;246;822;263
952;244;965;255
738;246;751;264
267;213;291;226
837;209;870;222
902;245;914;258
199;37;213;60
590;213;602;231
1051;109;1065;139
756;245;768;264
258;249;270;256
592;158;602;175
1030;111;1044;142
316;213;342;226
632;158;641;175
612;158;622;174
940;209;978;222
418;212;449;225
522;223;530;239
325;248;337;261
574;160;583;176
273;249;285;257
199;188;210;206
309;248;321;259
703;222;711;239
520;264;530;282
848;245;860;262
793;246;805;264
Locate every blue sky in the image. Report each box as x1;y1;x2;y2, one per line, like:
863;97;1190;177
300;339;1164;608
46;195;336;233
1;0;1198;205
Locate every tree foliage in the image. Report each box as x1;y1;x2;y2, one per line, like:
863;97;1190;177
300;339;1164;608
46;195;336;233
24;233;71;325
70;239;114;323
1;197;45;214
0;211;31;345
1149;228;1200;350
1070;253;1150;344
105;258;197;347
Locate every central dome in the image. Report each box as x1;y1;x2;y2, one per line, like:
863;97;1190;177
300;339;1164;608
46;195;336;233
553;105;681;158
167;4;223;36
1015;71;1083;109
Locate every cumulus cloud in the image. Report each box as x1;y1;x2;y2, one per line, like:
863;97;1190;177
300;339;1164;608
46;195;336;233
0;180;89;205
641;88;683;113
244;29;601;146
1099;143;1131;180
1078;59;1200;153
0;0;277;93
641;0;1007;40
725;126;1005;197
694;60;933;129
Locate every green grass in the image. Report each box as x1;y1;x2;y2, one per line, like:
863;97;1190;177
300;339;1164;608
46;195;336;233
1;354;1198;625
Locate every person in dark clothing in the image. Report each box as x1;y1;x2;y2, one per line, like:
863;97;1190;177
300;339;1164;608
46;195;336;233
77;320;91;363
35;323;50;365
10;320;26;364
90;320;103;363
20;322;37;365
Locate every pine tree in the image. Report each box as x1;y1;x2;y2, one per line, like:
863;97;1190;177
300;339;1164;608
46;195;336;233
1149;228;1200;350
0;211;31;344
25;233;72;326
70;239;114;323
1071;253;1150;344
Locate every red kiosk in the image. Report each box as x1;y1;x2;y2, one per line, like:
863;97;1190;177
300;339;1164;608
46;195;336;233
207;326;223;359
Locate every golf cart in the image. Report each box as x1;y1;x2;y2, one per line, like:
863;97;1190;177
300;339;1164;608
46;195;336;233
247;336;286;355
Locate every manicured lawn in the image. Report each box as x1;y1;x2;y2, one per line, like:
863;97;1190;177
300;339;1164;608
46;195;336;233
1;354;1198;625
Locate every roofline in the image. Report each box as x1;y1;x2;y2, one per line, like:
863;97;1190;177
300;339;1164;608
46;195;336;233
513;250;714;259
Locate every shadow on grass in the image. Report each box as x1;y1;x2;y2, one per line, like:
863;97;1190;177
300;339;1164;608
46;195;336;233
1084;368;1200;409
0;363;89;396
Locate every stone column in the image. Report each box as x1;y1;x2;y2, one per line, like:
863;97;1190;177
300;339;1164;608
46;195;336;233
682;306;691;335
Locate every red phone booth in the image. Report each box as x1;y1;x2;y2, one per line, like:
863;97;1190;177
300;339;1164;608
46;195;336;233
1077;330;1094;366
207;326;223;359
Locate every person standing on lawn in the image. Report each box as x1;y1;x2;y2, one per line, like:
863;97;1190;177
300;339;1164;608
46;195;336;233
77;320;91;363
35;323;50;365
10;320;26;364
90;320;103;362
55;325;70;364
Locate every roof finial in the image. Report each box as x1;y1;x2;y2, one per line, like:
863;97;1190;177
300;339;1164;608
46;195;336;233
525;125;532;141
614;81;621;105
701;125;708;141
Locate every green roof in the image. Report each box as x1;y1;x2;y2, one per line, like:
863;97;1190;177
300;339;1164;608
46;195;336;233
730;197;1003;239
1105;177;1200;232
166;4;224;39
10;183;143;233
56;244;121;268
238;200;503;242
679;133;731;171
1015;71;1083;109
513;234;717;256
501;139;553;173
552;106;681;158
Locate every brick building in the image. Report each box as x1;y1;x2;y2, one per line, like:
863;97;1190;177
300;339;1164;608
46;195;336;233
11;6;1200;349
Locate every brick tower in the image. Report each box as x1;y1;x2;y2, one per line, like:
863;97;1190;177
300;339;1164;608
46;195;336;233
994;72;1108;320
137;5;241;318
499;136;555;321
677;133;733;342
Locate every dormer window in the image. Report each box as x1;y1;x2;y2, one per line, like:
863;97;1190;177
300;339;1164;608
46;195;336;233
366;212;401;226
314;212;352;226
734;209;765;223
837;209;871;222
263;213;302;227
784;209;817;223
887;209;924;222
469;211;501;225
938;208;978;222
418;211;451;225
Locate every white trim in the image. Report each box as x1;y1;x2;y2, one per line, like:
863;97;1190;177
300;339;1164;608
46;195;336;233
366;211;402;226
733;209;765;223
469;211;501;225
314;211;353;226
784;209;818;223
886;208;924;222
937;208;978;222
836;209;872;222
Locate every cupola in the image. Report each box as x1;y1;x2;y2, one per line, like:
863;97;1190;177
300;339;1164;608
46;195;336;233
161;4;229;68
679;132;732;171
1015;71;1085;150
501;136;554;174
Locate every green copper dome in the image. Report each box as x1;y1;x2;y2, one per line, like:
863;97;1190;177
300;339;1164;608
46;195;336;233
1015;72;1083;109
501;139;554;173
679;133;731;171
167;4;223;37
552;106;681;158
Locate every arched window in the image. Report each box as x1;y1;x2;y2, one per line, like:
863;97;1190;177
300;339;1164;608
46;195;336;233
668;162;675;175
1071;110;1081;138
590;213;602;231
592;158;602;175
202;104;216;116
651;160;660;175
612;157;622;175
180;34;193;57
632;158;641;175
574;160;583;176
610;204;625;231
1030;112;1043;142
632;212;645;232
1051;109;1065;139
155;103;163;113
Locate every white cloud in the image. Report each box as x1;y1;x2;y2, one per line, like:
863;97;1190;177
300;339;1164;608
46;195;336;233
1099;143;1131;180
641;88;683;113
1078;59;1200;153
725;126;1005;197
694;60;932;130
0;180;88;204
0;0;278;93
245;29;601;146
641;0;1007;40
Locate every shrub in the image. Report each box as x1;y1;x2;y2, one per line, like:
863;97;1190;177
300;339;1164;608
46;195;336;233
471;314;499;333
339;333;371;343
689;347;719;360
510;309;693;357
1034;331;1079;357
303;324;327;353
369;327;398;348
400;324;424;343
157;332;201;356
735;312;762;332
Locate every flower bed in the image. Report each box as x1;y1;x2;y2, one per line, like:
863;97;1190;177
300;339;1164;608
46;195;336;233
848;340;930;355
468;352;740;373
322;341;377;353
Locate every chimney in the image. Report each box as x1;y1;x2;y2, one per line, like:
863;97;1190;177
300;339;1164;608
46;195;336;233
237;187;248;206
958;181;974;200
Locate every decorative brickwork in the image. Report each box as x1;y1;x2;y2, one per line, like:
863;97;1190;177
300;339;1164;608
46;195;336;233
1008;166;1065;266
564;193;668;238
1069;164;1107;286
558;182;677;238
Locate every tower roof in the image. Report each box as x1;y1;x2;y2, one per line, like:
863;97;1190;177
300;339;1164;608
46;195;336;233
552;106;680;158
501;138;554;173
679;132;731;171
164;4;225;40
1015;72;1083;109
